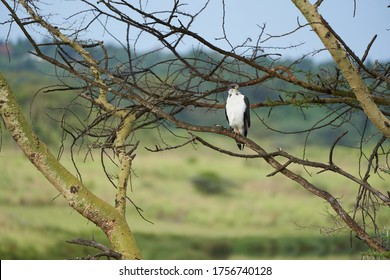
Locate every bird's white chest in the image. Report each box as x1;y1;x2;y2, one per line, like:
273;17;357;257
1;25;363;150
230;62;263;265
226;94;246;128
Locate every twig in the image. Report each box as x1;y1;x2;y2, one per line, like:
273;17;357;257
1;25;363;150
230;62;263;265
145;136;196;152
267;159;293;177
66;238;122;259
314;0;324;9
361;35;377;64
329;131;348;165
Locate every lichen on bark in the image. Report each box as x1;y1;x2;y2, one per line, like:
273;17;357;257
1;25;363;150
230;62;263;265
291;0;390;139
0;73;141;259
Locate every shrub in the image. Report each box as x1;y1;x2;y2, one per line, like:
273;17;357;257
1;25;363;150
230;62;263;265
191;171;234;195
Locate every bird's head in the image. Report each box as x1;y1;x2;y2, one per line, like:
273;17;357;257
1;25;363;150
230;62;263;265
227;83;240;97
228;83;239;91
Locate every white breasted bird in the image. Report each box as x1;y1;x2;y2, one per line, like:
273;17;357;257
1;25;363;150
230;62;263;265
225;83;251;150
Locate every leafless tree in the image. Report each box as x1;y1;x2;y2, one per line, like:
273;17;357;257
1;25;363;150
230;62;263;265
1;0;389;258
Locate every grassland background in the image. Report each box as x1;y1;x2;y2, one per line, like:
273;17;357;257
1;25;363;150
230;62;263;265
1;132;388;259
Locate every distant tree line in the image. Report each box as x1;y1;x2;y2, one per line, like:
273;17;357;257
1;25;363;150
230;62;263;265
1;39;378;146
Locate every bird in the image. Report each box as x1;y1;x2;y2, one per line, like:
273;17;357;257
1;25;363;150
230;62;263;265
225;83;251;150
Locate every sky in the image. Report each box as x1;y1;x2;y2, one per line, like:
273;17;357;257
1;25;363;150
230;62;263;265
1;0;389;62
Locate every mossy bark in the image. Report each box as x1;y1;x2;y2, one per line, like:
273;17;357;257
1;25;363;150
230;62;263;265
292;0;390;139
0;73;142;259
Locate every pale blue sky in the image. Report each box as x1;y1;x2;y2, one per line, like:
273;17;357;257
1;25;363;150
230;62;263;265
1;0;389;62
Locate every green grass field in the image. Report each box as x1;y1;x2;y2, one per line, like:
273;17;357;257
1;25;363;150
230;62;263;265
0;134;389;259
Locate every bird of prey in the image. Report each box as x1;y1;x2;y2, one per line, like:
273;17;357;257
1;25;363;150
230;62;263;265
225;83;251;150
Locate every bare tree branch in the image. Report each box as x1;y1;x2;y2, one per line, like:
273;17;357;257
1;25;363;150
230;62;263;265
2;0;389;257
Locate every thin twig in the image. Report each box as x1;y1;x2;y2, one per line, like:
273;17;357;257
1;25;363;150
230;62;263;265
145;136;196;152
329;131;348;165
314;0;324;9
267;159;293;177
66;238;122;260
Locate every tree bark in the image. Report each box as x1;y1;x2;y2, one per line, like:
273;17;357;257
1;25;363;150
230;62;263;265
291;0;390;139
0;73;142;260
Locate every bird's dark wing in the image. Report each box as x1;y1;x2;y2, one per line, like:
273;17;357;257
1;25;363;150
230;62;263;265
244;95;251;128
225;103;229;123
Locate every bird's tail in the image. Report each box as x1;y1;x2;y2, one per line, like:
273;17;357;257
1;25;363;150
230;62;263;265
236;140;244;150
231;128;245;150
